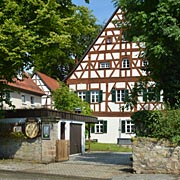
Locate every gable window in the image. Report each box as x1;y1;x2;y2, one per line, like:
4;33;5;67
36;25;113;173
86;90;103;103
122;58;130;68
106;36;112;44
121;120;134;134
30;96;35;105
112;89;129;102
91;120;107;134
100;62;110;69
21;95;26;104
77;91;86;101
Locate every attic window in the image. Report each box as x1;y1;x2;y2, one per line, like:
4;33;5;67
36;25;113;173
122;58;130;68
106;36;112;44
100;62;110;69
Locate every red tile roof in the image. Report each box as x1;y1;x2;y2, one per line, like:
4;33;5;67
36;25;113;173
8;73;45;95
34;71;59;91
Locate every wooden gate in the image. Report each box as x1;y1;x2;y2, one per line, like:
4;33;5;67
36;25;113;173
56;140;70;161
70;123;82;154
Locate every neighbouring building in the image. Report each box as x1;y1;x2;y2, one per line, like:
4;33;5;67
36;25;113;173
0;108;97;162
65;8;163;144
32;71;59;109
2;73;45;110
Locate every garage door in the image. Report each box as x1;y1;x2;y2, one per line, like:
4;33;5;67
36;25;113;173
70;123;82;154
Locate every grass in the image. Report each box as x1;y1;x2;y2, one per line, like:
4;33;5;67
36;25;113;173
85;142;132;152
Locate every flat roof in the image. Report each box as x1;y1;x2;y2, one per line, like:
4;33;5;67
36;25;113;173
2;108;98;123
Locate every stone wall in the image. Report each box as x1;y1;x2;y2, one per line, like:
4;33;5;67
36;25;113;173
0;122;58;162
0;137;42;161
132;137;180;174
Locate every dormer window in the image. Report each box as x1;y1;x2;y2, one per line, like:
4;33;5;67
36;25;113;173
106;36;112;44
100;62;110;69
122;58;130;68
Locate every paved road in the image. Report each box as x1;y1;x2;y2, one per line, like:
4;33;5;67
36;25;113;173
0;152;179;180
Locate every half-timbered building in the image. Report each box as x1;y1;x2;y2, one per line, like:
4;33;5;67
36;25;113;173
65;8;163;144
32;71;59;109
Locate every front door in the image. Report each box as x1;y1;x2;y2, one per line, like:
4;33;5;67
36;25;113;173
70;123;82;154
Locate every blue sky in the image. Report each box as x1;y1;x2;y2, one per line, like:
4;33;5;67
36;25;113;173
72;0;116;24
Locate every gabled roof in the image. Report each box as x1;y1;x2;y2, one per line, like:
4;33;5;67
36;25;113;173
8;73;45;95
33;71;59;91
64;7;119;82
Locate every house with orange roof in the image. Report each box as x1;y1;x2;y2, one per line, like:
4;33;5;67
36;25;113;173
3;73;45;110
32;71;59;109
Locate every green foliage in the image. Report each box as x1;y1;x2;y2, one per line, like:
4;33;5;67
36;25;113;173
0;0;101;108
53;81;92;115
131;109;180;144
113;0;180;108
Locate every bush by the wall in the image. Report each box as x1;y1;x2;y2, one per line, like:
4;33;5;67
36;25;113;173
131;109;180;144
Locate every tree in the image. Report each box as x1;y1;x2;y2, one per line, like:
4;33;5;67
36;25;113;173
0;0;100;106
53;81;92;115
113;0;180;108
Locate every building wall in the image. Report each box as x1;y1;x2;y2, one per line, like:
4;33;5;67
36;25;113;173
3;91;42;109
90;117;135;144
0;117;86;162
58;120;86;154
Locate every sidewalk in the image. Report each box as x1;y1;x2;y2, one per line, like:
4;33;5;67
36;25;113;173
0;152;179;180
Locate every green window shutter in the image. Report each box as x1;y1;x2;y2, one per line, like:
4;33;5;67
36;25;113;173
91;125;95;133
111;88;116;102
143;89;147;102
124;89;129;102
99;90;103;103
85;91;90;103
103;121;107;133
121;121;125;133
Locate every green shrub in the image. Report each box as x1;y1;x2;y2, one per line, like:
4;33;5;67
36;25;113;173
131;109;180;144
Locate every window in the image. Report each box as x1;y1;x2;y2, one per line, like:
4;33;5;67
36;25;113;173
30;96;34;105
86;90;103;103
91;91;99;103
121;120;134;134
142;60;149;67
106;36;112;44
122;58;130;68
77;91;86;101
21;95;26;104
121;31;126;41
100;62;110;69
91;120;107;134
112;89;129;102
143;87;160;102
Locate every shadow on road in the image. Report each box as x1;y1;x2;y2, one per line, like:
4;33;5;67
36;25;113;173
68;152;132;166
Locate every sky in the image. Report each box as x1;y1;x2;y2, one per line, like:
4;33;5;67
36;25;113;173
72;0;116;25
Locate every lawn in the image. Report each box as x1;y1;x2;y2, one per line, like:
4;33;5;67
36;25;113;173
85;142;132;152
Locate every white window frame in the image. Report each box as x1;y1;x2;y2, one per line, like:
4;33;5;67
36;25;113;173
91;91;99;103
142;60;149;67
78;91;86;101
122;58;130;68
94;120;107;134
21;95;26;105
116;90;126;102
121;120;134;134
30;96;35;105
100;62;110;69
